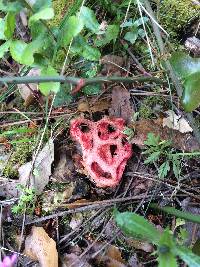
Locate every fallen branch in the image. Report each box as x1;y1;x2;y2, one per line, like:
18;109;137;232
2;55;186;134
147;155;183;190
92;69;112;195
0;75;163;89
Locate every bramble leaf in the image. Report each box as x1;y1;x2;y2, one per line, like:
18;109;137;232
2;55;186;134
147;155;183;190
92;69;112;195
29;7;54;25
4;12;15;39
79;6;99;33
60;16;84;47
39;66;60;95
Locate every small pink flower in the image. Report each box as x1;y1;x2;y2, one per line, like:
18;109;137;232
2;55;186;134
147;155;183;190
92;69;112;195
0;254;17;267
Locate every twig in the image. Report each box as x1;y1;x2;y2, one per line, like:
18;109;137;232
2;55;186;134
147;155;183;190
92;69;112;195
0;75;163;86
25;194;152;225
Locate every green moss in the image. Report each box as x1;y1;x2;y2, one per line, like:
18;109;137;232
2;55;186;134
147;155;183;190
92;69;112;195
51;0;83;27
3;142;34;178
139;95;165;119
159;0;199;37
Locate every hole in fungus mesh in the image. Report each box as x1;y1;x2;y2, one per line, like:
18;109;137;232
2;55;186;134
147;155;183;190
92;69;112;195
122;137;128;146
107;124;116;133
91;162;112;179
79;123;90;133
110;145;117;157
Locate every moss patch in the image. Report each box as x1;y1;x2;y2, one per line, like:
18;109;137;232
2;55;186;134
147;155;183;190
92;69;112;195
51;0;73;26
159;0;199;37
3;143;34;178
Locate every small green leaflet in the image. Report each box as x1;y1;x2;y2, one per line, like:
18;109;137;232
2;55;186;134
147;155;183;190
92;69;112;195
124;29;138;44
29;7;54;26
158;161;170;179
4;12;15;39
59;16;84;47
144;133;160;147
39;66;60;95
144;151;161;164
79;6;99;33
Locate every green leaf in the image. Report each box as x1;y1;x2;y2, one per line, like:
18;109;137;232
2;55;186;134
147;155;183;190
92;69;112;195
53;84;72;107
4;12;15;39
172;156;181;179
181;72;200;112
170;52;200;79
0;18;6;40
124;29;138;44
95;24;119;47
10;40;28;64
71;35;100;61
114;211;160;245
0;0;24;12
39;66;60;95
82;45;101;61
158;230;177;267
175;246;200;267
150;204;200;224
0;40;11;58
158;161;170;179
33;0;52;12
144;133;160;147
29;7;54;25
79;6;99;33
144;151;161;164
60;16;84;47
83;84;101;95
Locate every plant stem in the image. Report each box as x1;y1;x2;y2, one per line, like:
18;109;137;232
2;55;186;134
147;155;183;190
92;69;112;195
0;75;163;86
172;152;200;157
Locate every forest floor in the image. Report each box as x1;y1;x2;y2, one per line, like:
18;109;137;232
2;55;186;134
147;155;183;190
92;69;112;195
0;0;200;266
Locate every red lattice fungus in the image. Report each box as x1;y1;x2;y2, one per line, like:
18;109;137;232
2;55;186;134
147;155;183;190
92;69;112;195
70;117;132;187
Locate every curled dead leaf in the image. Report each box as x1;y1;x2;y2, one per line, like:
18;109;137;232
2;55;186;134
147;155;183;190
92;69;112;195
25;226;58;267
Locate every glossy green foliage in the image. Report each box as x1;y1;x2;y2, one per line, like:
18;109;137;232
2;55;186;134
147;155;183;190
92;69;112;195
114;210;200;267
170;52;200;112
115;210;160;245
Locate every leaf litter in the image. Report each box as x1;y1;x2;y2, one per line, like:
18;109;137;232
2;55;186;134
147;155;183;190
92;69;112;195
1;2;200;267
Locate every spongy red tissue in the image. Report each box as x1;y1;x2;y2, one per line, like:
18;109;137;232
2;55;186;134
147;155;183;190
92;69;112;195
70;117;132;187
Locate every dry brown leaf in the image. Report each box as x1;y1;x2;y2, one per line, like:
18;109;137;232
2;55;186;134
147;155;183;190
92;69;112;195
100;55;127;76
109;86;134;124
131;119;200;152
62;253;91;267
106;245;125;264
66;199;90;209
78;99;110;113
163;110;193;133
19;138;54;193
25;226;58;267
17;68;40;107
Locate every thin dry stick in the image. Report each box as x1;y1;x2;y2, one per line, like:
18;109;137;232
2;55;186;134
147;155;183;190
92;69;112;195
25;194;152;225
